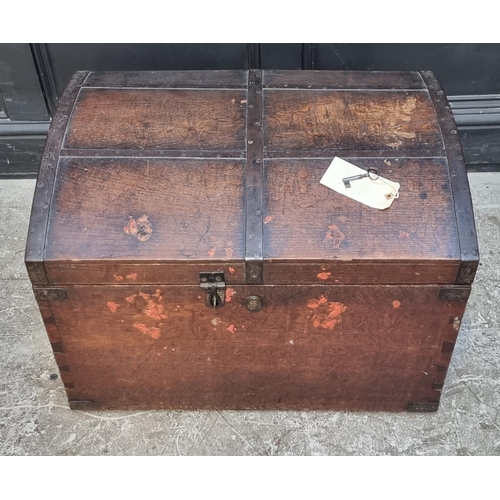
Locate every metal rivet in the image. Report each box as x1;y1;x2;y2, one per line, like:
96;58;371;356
469;231;475;236
30;228;35;233
451;130;457;135
41;203;49;209
249;234;255;239
256;158;262;164
250;273;258;279
215;276;222;282
256;90;261;94
256;209;262;216
201;277;207;282
457;156;463;161
247;185;253;189
248;104;254;109
37;182;44;187
462;250;469;255
254;253;260;259
440;118;446;122
249;81;254;85
248;140;253;144
255;121;261;126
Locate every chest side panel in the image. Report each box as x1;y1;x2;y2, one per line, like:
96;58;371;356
39;284;468;411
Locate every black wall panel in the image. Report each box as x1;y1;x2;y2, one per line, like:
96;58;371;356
311;43;500;96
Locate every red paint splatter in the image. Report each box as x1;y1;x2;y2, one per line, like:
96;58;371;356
225;288;236;303
229;267;235;274
138;292;167;320
317;272;331;280
126;290;167;339
264;215;275;224
107;301;119;313
227;324;237;333
124;214;153;242
392;300;401;308
125;273;138;281
399;232;410;239
325;224;345;248
133;323;161;339
308;295;347;330
113;274;124;282
208;247;216;259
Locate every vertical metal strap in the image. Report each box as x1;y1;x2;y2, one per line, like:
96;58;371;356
245;70;264;284
419;71;479;285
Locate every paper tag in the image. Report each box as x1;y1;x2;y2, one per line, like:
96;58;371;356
320;157;400;210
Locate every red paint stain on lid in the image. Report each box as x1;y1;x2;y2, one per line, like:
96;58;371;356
106;302;119;313
227;324;237;333
392;300;401;308
317;272;331;280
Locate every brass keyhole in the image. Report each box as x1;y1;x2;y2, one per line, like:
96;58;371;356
245;295;263;312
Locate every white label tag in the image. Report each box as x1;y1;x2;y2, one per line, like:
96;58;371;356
320;157;400;210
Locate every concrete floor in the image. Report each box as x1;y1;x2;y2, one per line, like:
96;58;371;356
0;174;499;455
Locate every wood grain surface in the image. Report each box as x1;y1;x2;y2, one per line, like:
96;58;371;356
45;157;245;262
263;70;426;89
40;284;468;411
64;88;247;150
263;90;443;153
263;158;460;262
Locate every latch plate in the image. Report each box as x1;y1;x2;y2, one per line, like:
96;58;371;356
200;272;226;308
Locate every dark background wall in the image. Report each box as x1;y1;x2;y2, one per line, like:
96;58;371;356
1;43;499;177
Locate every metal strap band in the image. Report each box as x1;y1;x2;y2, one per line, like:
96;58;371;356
245;70;264;284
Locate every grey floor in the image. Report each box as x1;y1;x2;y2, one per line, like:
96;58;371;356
0;174;499;456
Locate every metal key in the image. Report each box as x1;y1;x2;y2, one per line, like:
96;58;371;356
342;168;378;188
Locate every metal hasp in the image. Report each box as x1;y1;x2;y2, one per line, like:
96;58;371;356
200;272;226;308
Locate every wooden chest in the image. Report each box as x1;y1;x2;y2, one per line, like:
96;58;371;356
26;70;479;412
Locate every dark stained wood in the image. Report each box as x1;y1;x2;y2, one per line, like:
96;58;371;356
419;71;480;284
84;70;248;89
263;158;461;263
45;262;246;286
45;157;245;263
264;262;459;285
263;89;443;153
64;88;247;151
25;71;89;285
263;149;445;159
263;70;426;89
40;284;467;411
60;149;245;158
